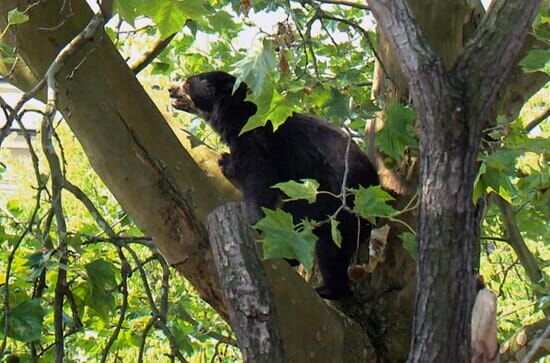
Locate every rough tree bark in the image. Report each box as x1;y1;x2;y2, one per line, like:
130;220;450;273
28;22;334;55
366;0;542;361
207;203;288;363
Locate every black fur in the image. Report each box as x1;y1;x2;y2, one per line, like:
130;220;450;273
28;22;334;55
170;71;378;299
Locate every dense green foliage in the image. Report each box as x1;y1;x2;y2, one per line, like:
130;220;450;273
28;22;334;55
0;0;548;361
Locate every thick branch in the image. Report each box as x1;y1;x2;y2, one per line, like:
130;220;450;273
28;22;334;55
366;0;440;85
456;0;542;122
207;203;288;363
492;194;542;286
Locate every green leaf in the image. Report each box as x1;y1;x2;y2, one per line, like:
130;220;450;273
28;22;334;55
2;300;45;342
84;259;118;320
399;232;416;260
113;0;140;24
207;10;237;32
474;150;520;202
85;259;117;290
520;49;550;75
241;86;295;134
322;88;351;120
330;219;342;248
272;179;320;204
7;8;29;25
377;102;417;161
232;39;277;99
353;185;398;224
152;1;187;36
254;208;317;270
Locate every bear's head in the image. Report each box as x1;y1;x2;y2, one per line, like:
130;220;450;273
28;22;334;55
169;71;248;119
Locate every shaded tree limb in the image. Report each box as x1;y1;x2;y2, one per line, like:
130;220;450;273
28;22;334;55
491;194;548;316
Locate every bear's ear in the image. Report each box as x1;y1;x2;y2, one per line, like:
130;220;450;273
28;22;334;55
230;81;248;100
243;101;257;116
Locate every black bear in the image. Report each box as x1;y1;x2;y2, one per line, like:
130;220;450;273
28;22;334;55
169;71;378;299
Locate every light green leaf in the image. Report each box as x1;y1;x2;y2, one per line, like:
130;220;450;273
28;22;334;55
254;208;317;270
272;179;320;204
232;39;277;99
399;232;416;260
353;185;398;224
377;102;417;161
520;49;550;75
7;8;29;25
330;219;342;248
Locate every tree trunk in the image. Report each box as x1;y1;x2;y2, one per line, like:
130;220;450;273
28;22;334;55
207;203;288;363
367;0;542;361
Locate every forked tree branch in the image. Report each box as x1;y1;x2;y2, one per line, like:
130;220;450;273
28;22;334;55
456;0;543;122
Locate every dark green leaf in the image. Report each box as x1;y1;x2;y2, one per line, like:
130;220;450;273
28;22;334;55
3;300;45;342
85;259;118;290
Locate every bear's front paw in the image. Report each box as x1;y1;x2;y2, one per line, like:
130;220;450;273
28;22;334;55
218;152;235;178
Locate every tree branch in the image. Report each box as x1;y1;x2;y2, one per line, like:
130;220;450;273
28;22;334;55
456;0;542;122
129;33;176;75
491;194;547;315
366;0;440;84
525;107;550;132
315;0;370;11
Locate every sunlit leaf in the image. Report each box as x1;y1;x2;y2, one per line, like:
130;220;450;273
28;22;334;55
272;178;320;204
353;185;398;224
232;39;277;99
7;8;29;25
377;102;417;161
330;219;342;248
520;49;550;75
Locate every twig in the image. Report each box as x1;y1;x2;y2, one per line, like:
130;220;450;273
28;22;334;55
315;0;370;11
525;107;550;132
138;318;155;363
130;33;177;75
